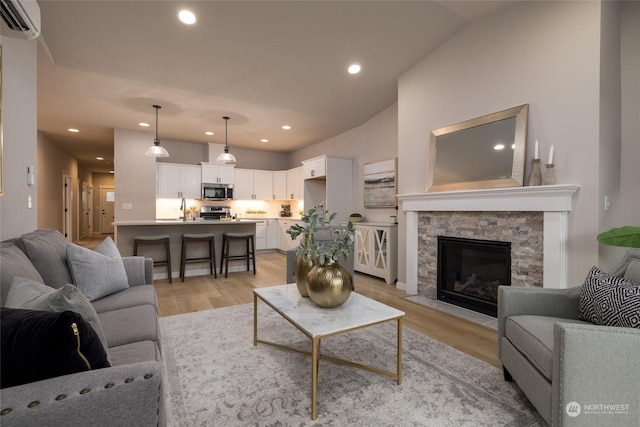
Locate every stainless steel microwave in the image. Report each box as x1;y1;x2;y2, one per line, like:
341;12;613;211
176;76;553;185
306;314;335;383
201;183;233;200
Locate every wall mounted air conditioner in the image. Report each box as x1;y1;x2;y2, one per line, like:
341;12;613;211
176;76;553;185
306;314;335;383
0;0;41;40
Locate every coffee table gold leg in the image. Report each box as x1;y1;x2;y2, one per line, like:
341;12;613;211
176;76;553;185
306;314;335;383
397;317;403;385
311;338;319;420
253;295;258;346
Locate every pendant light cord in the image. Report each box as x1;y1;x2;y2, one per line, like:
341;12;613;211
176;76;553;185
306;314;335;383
154;105;161;145
223;116;230;152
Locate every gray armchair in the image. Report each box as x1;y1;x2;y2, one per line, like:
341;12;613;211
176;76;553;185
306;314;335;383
498;250;640;426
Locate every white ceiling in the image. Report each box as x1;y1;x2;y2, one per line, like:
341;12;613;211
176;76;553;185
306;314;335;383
35;0;516;173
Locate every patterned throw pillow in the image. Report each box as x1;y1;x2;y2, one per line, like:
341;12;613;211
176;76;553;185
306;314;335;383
578;266;640;328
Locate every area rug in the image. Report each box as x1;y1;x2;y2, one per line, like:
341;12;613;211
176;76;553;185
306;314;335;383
161;303;544;426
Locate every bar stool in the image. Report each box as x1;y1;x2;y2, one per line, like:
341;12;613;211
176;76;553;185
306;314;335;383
180;233;217;282
220;232;256;278
133;235;172;283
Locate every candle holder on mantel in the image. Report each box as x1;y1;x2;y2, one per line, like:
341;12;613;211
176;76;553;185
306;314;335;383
542;164;557;185
528;158;542;186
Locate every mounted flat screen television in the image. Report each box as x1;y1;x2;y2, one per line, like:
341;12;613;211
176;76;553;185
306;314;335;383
426;104;528;192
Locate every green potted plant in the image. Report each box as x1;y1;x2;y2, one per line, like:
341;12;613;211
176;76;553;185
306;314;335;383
286;205;332;297
287;205;356;307
597;226;640;248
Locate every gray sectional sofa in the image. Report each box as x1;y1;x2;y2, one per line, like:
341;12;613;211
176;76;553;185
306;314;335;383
0;229;164;426
498;250;640;426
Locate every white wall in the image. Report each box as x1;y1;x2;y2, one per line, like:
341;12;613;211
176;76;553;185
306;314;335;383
398;1;610;287
0;37;38;239
616;1;640;256
113;128;158;221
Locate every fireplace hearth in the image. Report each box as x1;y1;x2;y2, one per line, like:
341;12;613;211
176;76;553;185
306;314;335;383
437;236;511;317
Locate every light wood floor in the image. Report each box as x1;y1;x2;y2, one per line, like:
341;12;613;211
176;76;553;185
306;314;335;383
79;235;499;368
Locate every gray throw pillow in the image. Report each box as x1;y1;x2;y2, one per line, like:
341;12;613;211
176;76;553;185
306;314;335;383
624;259;640;283
0;243;45;304
578;266;640;329
5;277;111;359
20;229;73;289
67;237;129;301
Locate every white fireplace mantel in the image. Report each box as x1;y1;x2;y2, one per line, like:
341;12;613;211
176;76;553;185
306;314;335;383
398;185;580;294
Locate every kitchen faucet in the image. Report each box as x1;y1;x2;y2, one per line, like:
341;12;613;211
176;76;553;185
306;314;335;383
180;197;187;221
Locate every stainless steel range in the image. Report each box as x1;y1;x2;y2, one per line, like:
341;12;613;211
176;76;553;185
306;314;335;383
200;206;231;220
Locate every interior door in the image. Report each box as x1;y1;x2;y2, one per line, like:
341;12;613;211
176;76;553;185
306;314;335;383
100;186;115;234
62;175;73;241
80;181;90;239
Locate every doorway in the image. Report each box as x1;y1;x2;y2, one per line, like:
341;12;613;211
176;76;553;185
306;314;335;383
99;186;115;234
81;181;92;239
62;175;73;241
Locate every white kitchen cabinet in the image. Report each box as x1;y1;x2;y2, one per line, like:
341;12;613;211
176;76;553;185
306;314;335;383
157;163;201;199
302;156;326;179
273;171;287;200
286;166;303;200
279;219;303;252
266;219;279;249
255;221;267;250
302;155;353;223
234;169;273;200
256;219;280;250
201;163;234;184
354;223;398;284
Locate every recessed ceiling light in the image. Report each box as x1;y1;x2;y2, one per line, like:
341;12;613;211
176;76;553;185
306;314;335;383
348;64;361;74
494;144;505;150
261;139;269;143
205;131;214;136
139;122;150;127
178;10;196;25
96;157;104;161
68;128;79;133
281;125;291;130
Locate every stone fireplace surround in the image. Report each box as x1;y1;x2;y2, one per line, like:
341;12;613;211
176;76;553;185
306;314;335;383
398;185;580;297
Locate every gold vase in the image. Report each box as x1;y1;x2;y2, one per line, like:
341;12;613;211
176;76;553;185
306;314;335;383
306;258;352;308
294;233;315;297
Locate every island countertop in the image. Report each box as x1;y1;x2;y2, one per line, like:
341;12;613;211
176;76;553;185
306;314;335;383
113;219;264;226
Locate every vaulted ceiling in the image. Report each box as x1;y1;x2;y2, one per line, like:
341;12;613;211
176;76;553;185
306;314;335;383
36;1;516;173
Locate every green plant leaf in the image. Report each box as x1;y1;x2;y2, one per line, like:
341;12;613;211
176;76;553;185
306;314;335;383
597;226;640;248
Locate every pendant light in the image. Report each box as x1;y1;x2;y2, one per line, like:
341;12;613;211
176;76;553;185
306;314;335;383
216;116;237;164
145;105;169;157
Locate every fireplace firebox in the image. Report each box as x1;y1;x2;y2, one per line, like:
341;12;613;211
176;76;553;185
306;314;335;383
437;236;511;317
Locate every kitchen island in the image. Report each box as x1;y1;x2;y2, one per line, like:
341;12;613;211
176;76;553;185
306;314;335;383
114;219;261;281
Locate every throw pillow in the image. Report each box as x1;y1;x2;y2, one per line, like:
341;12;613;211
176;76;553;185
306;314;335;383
578;266;640;328
4;277;111;358
0;242;45;304
19;229;74;289
0;307;110;389
67;237;129;301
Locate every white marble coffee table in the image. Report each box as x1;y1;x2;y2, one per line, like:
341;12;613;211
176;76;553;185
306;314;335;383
253;283;405;420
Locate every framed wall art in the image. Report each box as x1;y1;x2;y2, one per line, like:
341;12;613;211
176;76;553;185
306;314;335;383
364;158;397;208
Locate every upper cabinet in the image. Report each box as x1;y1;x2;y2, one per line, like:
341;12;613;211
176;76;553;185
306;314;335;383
286;166;303;200
201;163;234;184
234;169;273;200
302;155;353;222
157;163;201;199
273;171;287;200
302;156;326;180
